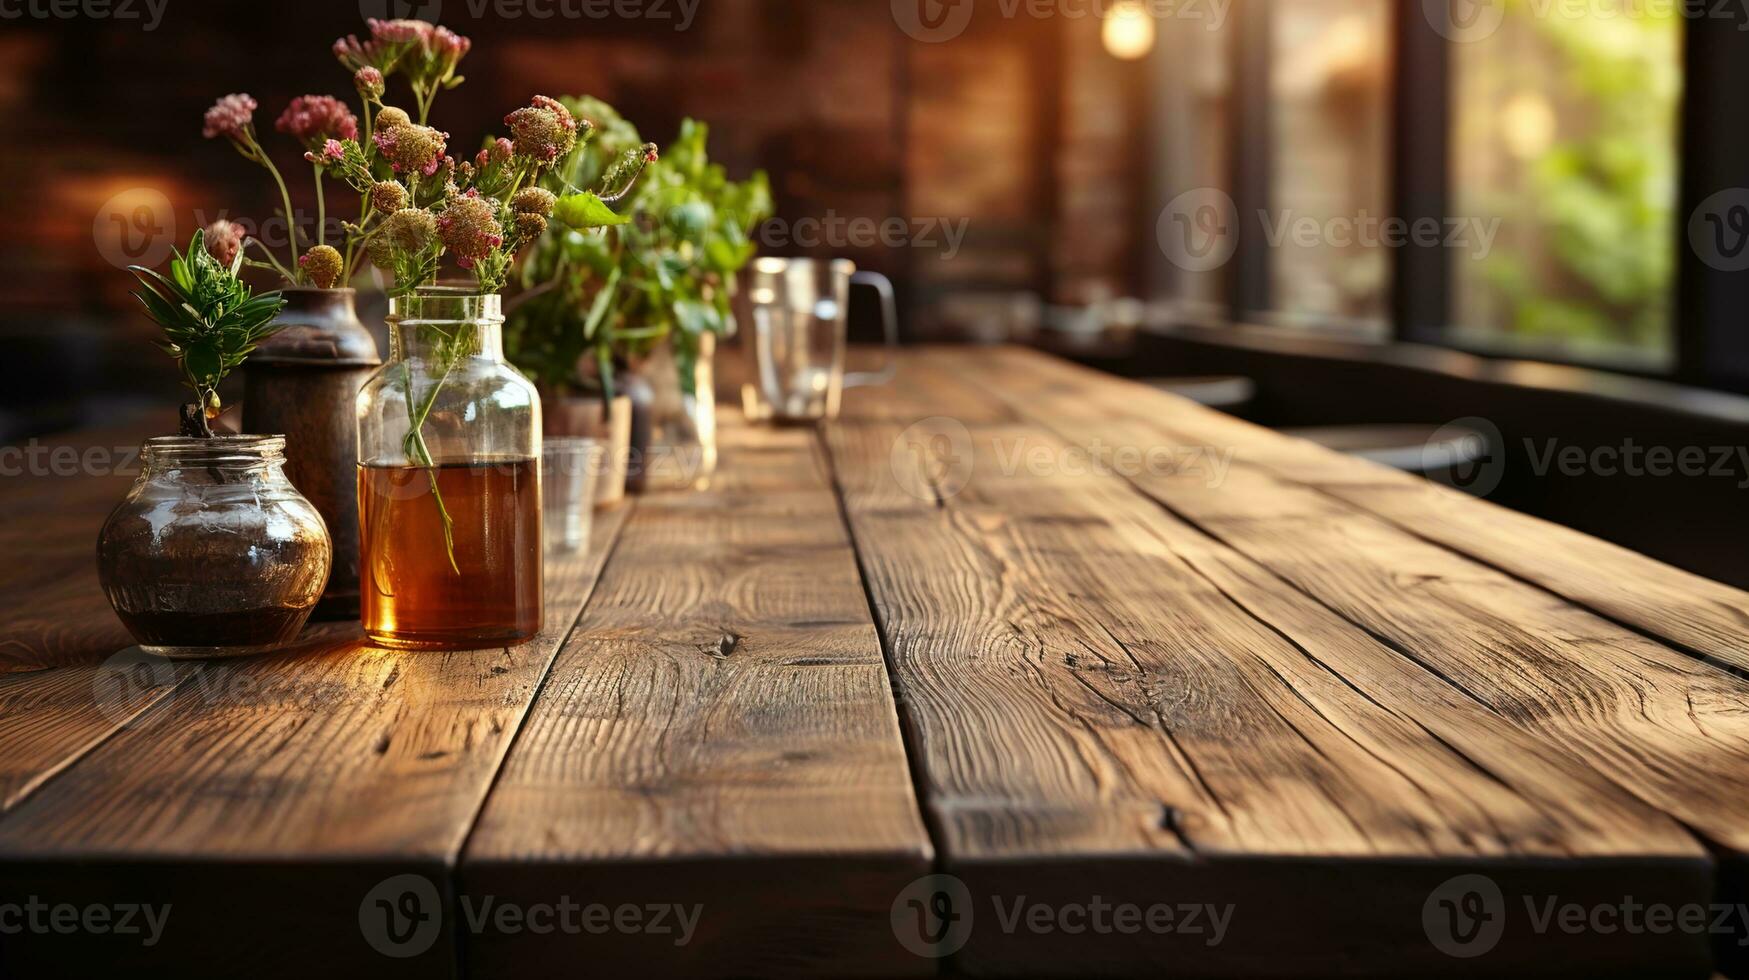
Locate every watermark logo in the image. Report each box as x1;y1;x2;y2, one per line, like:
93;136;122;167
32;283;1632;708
94;188;175;272
890;873;1234;959
359;874;443;958
359;0;442;19
91;647;180;729
1423;0;1506;42
891;417;975;502
0;0;168;30
1423;417;1504;497
893;0;974;42
0;898;172;946
1424;874;1749;958
1157;188;1238;274
1690;188;1749;272
892;874;974;957
1424;874;1505;958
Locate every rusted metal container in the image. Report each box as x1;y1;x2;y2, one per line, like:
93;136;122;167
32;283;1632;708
242;288;381;619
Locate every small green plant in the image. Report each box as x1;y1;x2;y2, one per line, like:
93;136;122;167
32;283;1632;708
128;230;287;438
506;99;772;405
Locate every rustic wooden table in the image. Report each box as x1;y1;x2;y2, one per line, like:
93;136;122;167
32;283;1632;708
2;346;1748;979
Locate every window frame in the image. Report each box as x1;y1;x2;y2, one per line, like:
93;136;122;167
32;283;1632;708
1177;0;1749;392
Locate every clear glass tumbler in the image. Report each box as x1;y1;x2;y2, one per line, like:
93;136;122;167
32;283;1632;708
541;437;600;553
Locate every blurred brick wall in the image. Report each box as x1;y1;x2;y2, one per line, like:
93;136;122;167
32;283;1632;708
0;0;1144;419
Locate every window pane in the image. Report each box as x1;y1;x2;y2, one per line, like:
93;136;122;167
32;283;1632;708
1151;13;1233;320
1267;0;1392;335
1451;0;1681;365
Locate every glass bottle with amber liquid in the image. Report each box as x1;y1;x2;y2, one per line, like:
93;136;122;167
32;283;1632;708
357;287;542;649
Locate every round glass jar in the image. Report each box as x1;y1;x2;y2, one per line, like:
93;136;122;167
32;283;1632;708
96;435;332;659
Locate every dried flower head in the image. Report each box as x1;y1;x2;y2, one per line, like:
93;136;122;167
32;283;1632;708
514;213;548;241
202;93;258;141
276;95;358;147
370;180;407;213
511;186;556;217
503;95;578;163
203;219;247;267
383;207;439;252
373;123;448;177
375;106;411;129
298;245;344;288
436;190;503;268
354;67;385;99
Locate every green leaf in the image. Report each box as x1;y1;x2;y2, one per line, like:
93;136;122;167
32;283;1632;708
553;192;631;230
183;344;223;385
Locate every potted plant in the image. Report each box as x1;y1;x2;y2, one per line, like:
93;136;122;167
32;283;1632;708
507;98;772;494
97;232;333;659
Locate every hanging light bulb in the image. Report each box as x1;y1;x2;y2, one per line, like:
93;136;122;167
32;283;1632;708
1102;0;1156;60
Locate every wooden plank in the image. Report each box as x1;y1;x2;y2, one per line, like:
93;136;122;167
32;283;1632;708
972;345;1749;675
825;360;1713;977
951;346;1749;973
0;418;187;814
0;507;630;979
460;421;932;979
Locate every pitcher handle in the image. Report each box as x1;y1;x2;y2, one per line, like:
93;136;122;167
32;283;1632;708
844;270;899;388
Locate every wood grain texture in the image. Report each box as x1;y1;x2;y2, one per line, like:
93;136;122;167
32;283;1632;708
461;420;932;979
0;508;630;979
949;346;1749;974
0;418;187;815
973;345;1749;674
827;357;1715;978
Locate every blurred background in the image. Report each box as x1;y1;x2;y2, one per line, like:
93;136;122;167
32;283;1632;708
4;0;1748;583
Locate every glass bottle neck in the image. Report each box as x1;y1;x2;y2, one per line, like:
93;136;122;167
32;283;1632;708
386;288;506;363
389;321;505;362
140;435;287;484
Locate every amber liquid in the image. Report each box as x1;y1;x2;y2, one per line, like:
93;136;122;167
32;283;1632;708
358;459;543;650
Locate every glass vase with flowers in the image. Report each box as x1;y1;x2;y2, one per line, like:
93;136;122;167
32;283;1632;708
348;88;656;649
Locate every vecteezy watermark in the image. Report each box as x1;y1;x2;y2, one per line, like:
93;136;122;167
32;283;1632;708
1156;189;1500;273
892;0;1231;43
0;898;172;947
757;213;969;261
93;190;361;272
91;648;356;730
1423;874;1749;958
1525;437;1749;487
1424;0;1749;44
358;875;703;959
361;0;701;30
991;437;1233;487
1422;419;1749;497
1689;188;1749;272
0;441;146;479
886;421;1233;503
0;0;167;30
891;874;1234;958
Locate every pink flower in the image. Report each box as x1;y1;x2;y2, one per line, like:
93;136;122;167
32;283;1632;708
354;67;385;98
202;93;257;141
276;95;359;147
204;219;247;267
430;25;471;62
475;137;513;170
368;18;434;44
